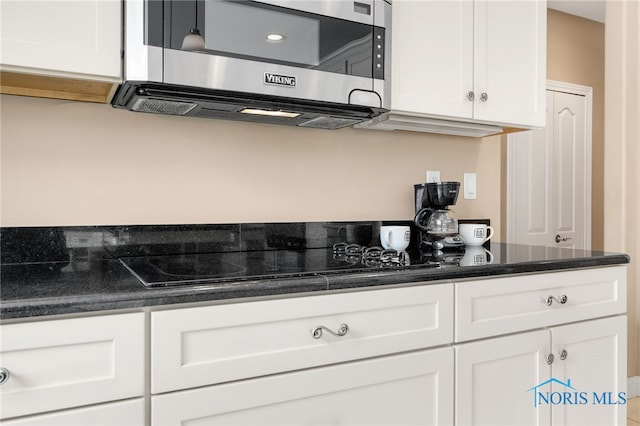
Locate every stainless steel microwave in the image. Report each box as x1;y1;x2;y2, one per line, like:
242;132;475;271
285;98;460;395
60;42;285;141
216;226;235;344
112;0;391;129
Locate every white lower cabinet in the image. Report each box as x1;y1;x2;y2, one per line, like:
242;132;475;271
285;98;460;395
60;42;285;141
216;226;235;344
550;316;627;426
146;266;626;426
150;284;455;425
0;312;145;420
150;284;453;394
455;316;626;426
0;265;627;426
152;347;454;426
455;267;627;342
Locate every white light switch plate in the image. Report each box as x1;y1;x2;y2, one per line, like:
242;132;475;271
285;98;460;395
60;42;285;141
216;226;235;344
464;173;476;199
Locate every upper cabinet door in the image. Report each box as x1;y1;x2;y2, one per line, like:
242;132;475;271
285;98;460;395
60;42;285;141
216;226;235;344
390;0;474;119
473;0;547;127
0;0;121;80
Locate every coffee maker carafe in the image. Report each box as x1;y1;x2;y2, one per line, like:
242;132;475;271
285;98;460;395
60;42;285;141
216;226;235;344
414;182;464;251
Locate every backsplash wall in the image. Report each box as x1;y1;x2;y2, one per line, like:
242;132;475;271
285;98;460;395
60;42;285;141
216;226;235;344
1;94;501;237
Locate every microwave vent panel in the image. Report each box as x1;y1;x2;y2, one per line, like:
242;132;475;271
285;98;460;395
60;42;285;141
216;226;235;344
132;98;197;116
298;116;361;130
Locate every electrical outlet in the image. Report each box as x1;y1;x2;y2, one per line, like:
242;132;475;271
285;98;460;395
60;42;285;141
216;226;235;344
426;171;440;183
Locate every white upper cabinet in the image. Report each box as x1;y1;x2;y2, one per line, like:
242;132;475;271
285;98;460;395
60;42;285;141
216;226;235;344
472;0;546;127
0;0;121;80
379;0;546;133
0;0;121;103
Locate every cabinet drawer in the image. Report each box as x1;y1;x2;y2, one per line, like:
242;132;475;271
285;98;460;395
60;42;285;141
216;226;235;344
151;347;453;426
2;398;145;426
0;313;144;419
151;284;453;393
455;266;626;341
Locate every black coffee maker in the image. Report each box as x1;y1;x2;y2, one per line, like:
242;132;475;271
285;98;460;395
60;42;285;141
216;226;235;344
413;182;464;252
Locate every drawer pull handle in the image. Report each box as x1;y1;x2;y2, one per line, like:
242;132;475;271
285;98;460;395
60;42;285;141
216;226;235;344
560;349;568;361
543;295;568;306
311;324;349;339
546;353;555;365
0;368;9;385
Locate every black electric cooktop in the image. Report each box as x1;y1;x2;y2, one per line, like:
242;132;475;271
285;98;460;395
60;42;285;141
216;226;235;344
120;246;448;287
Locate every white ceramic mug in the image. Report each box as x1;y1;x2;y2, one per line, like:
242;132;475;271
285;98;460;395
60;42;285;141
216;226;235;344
459;223;494;246
460;246;495;267
380;226;410;251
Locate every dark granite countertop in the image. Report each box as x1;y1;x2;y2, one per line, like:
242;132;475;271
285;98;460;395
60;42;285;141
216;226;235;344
0;223;630;320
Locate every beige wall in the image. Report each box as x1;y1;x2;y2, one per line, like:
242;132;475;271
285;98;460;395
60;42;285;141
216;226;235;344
547;9;605;250
604;0;640;378
0;94;502;234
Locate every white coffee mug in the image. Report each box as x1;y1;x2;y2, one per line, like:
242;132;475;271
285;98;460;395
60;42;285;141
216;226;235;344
459;223;494;246
460;246;494;267
380;226;410;251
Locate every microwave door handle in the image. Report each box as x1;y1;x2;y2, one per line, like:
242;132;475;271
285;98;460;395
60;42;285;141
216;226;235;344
249;0;374;25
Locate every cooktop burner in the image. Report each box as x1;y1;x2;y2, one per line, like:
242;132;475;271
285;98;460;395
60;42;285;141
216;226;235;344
331;243;409;267
120;245;438;288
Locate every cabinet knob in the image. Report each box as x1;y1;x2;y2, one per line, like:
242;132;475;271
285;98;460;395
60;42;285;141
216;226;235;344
311;323;349;339
480;92;488;102
546;353;555;365
0;368;9;385
467;91;475;101
559;349;568;361
543;295;568;306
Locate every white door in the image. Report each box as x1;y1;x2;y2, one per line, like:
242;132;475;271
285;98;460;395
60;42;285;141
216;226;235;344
550;316;627;426
455;330;551;426
507;83;591;249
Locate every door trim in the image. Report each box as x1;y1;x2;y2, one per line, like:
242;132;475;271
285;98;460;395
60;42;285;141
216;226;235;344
507;80;593;248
